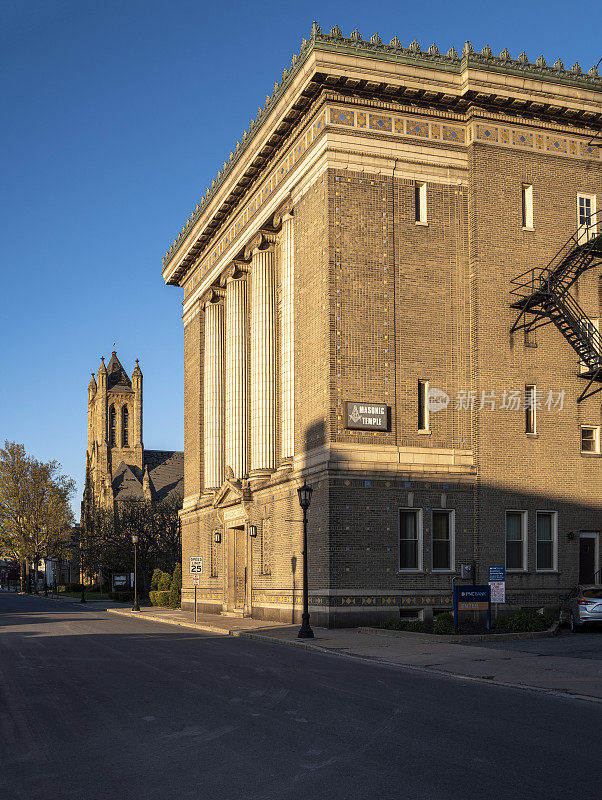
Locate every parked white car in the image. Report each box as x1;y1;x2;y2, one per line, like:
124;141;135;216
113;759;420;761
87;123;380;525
559;585;602;632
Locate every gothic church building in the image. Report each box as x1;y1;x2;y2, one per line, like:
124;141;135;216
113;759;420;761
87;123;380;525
83;350;183;511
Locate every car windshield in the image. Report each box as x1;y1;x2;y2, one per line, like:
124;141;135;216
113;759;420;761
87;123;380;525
582;589;602;599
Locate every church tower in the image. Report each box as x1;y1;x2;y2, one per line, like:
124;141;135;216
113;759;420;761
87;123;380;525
86;350;143;508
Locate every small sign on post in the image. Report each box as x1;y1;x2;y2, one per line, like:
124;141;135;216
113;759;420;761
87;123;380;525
488;566;506;605
453;584;491;631
189;556;203;574
192;574;200;623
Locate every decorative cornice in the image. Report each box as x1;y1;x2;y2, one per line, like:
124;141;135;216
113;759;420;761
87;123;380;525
162;22;602;275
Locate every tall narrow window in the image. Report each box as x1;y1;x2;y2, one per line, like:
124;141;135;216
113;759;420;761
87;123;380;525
399;509;422;571
109;405;116;447
122;406;129;447
260;518;272;575
418;380;429;431
415;182;427;224
579;317;600;373
525;385;536;434
577;193;597;243
432;510;454;571
522;184;533;229
506;511;527;571
536;512;557;571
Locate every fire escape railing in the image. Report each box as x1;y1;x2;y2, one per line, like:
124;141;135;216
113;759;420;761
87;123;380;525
510;210;602;401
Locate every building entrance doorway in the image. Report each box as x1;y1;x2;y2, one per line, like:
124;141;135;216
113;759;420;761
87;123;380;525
579;533;598;584
232;526;246;610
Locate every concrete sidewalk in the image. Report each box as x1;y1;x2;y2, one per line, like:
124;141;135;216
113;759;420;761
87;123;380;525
107;606;602;702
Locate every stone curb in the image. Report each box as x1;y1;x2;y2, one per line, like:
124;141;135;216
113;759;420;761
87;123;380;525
357;622;560;643
107;608;237;635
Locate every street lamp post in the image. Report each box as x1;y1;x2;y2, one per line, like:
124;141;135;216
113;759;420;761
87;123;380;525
297;481;314;639
131;535;140;612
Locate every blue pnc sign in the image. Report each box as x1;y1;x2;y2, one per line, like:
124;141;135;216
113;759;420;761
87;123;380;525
453;584;491;631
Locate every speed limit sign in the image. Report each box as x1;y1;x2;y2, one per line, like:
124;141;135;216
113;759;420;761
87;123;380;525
189;556;203;574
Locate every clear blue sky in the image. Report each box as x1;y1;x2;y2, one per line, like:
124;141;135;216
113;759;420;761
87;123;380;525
1;0;600;516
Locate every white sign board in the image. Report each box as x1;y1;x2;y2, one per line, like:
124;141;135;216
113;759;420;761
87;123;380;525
489;582;505;603
488;566;506;603
192;575;200;587
189;556;203;574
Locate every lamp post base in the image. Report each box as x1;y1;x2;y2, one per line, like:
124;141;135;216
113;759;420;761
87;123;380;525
132;600;141;612
298;612;314;639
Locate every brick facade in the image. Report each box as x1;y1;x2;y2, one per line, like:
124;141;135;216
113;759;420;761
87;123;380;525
163;28;602;626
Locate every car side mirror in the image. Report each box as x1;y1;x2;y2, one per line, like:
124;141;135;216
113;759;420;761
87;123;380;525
559;594;568;601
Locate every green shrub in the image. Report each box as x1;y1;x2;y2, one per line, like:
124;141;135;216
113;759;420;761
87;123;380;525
149;590;171;607
408;620;427;633
507;609;553;632
491;609;553;632
158;571;171;591
434;612;455;635
168;564;182;609
150;568;163;591
109;590;133;602
379;619;408;630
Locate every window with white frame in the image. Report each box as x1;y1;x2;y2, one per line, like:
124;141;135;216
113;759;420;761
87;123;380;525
415;182;427;224
577;193;597;243
418;380;429;431
581;425;600;454
536;511;557;571
432;510;454;571
506;511;527;571
522;184;533;229
525;385;537;434
399;509;422;571
579;318;600;373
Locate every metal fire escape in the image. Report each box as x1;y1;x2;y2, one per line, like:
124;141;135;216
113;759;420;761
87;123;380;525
510;210;602;402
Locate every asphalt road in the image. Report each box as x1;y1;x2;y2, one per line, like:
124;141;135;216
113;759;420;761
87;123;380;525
1;593;600;800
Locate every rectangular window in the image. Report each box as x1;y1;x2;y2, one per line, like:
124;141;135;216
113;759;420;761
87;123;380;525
260;518;272;575
536;511;557;571
525;385;536;434
579;317;600;373
522;184;533;229
415;182;427;224
432;510;454;571
577;193;597;243
524;325;538;348
399;509;422;571
418;380;429;431
506;511;527;571
581;426;600;454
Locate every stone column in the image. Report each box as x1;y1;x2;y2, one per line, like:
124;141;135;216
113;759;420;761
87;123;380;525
203;292;225;490
247;233;277;475
224;266;248;480
279;211;295;461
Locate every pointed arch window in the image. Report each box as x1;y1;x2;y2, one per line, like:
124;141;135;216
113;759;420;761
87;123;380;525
109;405;116;446
122;406;129;447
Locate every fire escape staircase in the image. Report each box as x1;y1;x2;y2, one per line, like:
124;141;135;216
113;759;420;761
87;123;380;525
510;212;602;402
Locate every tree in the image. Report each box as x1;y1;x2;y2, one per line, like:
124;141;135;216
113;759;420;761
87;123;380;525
82;496;181;595
0;441;75;591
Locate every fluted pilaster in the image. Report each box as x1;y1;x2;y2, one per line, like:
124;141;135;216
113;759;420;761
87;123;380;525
203;295;225;489
250;244;276;474
279;212;295;460
225;272;248;480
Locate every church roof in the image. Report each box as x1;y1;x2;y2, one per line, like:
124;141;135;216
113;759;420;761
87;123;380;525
107;351;133;392
111;450;184;504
